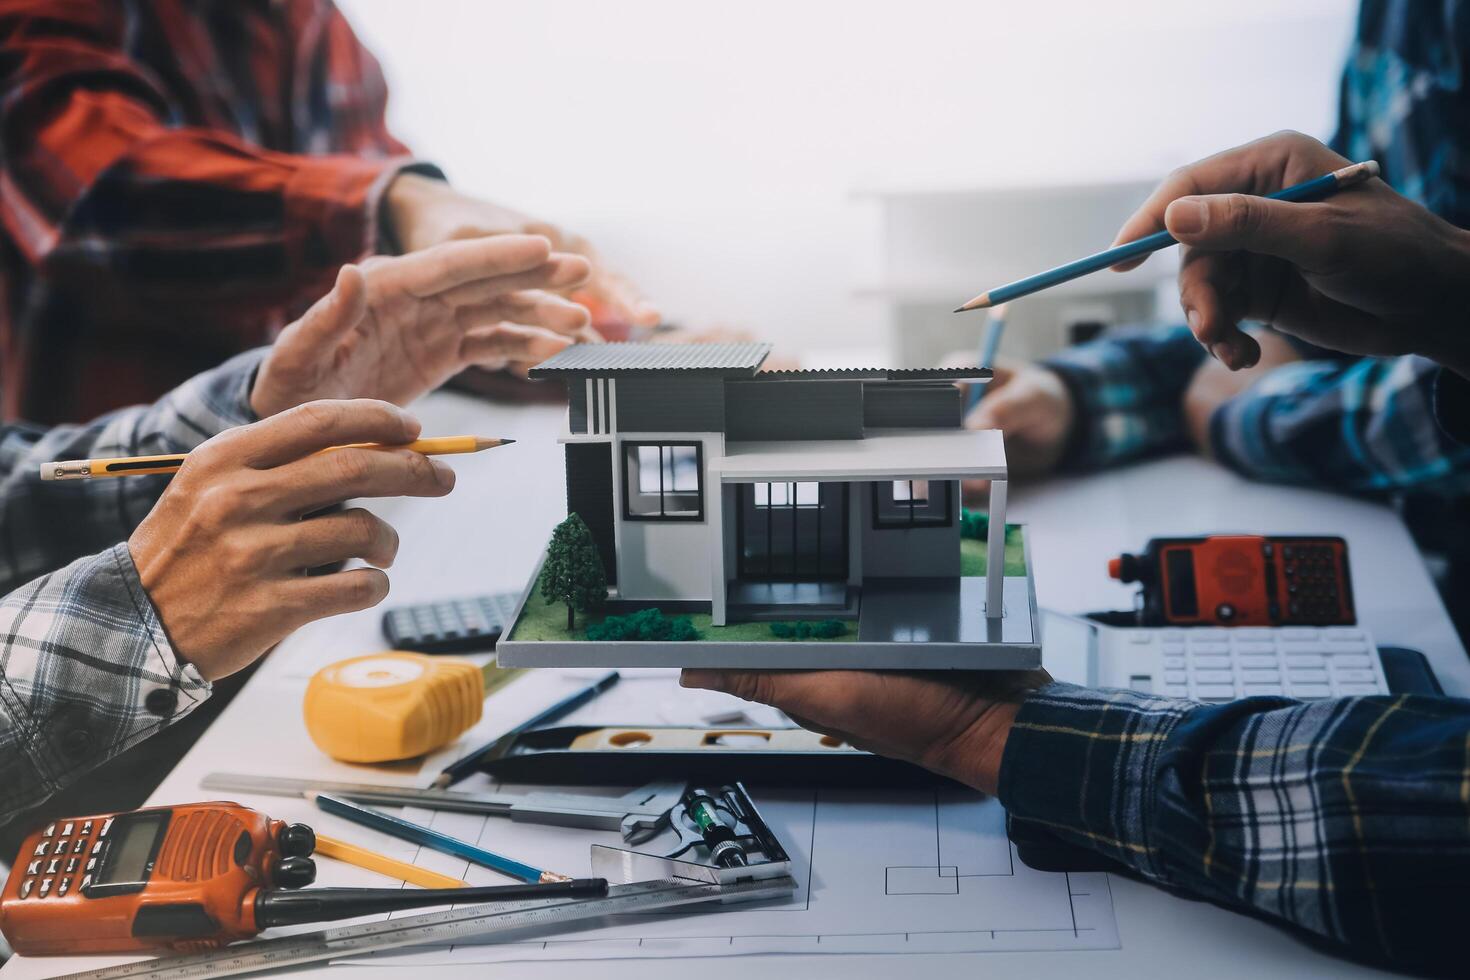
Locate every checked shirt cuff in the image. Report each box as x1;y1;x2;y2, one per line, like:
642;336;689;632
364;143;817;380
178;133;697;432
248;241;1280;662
996;682;1191;882
0;544;210;821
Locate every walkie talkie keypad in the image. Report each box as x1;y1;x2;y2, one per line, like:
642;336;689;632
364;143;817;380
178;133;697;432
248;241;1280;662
381;593;520;654
1281;544;1342;621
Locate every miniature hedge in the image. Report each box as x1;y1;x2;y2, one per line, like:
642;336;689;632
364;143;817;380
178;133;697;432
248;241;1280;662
586;608;702;642
959;508;989;541
769;619;849;640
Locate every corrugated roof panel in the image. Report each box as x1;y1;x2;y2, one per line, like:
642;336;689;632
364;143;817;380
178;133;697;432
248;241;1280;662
751;367;992;381
528;342;772;377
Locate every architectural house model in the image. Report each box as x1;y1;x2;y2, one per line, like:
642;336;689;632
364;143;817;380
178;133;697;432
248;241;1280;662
495;342;1041;668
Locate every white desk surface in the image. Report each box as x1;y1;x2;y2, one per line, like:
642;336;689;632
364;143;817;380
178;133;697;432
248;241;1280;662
6;390;1463;980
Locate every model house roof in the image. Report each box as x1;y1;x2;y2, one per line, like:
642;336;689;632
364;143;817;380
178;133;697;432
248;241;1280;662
752;367;992;381
528;342;773;377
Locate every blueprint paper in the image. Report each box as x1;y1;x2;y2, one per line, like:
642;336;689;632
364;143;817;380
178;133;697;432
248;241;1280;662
334;785;1119;966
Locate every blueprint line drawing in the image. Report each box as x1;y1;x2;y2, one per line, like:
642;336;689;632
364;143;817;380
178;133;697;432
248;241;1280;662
340;785;1120;966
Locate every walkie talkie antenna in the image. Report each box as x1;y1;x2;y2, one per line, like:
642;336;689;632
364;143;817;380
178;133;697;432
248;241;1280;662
254;879;608;928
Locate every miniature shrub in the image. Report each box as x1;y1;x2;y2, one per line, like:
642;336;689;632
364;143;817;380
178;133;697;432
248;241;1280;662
586;608;701;642
769;619;849;640
540;513;607;629
959;508;989;541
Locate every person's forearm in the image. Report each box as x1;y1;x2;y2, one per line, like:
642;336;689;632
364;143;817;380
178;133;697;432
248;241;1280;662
0;545;210;825
0;349;263;592
0;1;424;308
998;684;1470;971
1208;355;1470;495
1041;326;1208;470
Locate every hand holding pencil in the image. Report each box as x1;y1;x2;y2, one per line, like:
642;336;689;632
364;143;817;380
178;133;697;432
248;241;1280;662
125;400;481;681
1106;131;1470;374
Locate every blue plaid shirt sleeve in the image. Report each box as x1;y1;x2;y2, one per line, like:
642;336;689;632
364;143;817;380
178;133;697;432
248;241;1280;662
1210;356;1470;495
1040;326;1207;470
0;348;262;823
998;683;1470;973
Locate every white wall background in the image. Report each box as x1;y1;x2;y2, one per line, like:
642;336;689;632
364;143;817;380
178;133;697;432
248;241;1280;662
338;0;1358;355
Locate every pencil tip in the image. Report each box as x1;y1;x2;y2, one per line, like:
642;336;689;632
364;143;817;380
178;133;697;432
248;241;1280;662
430;775;450;790
475;437;515;450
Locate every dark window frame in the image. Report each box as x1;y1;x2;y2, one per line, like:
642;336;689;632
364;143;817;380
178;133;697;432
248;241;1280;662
752;481;822;510
871;479;954;529
621;440;705;522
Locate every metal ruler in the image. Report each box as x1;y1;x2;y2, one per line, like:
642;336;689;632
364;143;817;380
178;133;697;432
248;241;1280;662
57;876;795;980
200;772;684;838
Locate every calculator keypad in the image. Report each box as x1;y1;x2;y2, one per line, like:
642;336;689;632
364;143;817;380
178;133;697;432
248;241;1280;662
382;593;519;653
1134;627;1387;703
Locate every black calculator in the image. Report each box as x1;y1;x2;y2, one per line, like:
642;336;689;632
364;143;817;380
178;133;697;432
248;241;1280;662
380;593;521;654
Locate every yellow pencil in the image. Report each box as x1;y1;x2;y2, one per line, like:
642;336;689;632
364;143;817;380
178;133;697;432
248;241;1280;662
38;435;514;481
314;833;469;889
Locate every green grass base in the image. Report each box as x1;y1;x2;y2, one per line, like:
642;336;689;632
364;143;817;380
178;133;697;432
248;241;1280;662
509;525;1027;643
507;580;850;643
960;523;1027;577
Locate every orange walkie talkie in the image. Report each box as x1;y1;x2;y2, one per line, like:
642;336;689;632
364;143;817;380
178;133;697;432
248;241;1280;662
1109;534;1356;627
0;802;315;955
0;801;608;957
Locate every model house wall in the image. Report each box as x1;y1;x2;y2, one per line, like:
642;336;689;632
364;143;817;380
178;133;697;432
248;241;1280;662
613;430;723;602
858;481;961;578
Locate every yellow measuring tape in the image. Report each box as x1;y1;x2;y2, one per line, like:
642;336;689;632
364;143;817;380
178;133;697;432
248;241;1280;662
303;651;523;763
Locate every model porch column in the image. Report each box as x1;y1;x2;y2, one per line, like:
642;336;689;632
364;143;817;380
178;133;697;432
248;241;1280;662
709;474;727;626
985;479;1007;618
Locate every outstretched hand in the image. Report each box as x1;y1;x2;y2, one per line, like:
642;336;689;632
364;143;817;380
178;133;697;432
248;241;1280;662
384;173;660;339
251;235;591;418
680;668;1048;794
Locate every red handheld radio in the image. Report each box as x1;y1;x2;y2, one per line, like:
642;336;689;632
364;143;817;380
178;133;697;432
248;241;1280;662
0;801;606;956
0;802;314;955
1109;534;1355;627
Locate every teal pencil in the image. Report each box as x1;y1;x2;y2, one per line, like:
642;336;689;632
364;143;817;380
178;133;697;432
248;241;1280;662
311;792;570;885
966;303;1008;414
955;160;1380;312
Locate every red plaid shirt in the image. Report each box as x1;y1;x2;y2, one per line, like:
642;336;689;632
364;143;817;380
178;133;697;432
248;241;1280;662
0;0;429;423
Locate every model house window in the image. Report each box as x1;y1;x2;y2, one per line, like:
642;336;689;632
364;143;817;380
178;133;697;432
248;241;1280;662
753;482;819;508
624;442;703;520
873;479;951;527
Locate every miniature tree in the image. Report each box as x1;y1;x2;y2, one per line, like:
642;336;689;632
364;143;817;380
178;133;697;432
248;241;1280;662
540;513;608;630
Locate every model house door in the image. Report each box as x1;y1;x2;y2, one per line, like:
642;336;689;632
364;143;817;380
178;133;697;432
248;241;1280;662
737;482;848;581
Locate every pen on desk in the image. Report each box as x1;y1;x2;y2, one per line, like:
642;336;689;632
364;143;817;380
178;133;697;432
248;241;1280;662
953;160;1380;313
965;303;1008;415
432;670;621;789
314;833;469;889
38;435;515;481
311;792;573;885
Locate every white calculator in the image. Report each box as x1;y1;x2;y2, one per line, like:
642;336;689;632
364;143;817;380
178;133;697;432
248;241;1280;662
1041;610;1390;702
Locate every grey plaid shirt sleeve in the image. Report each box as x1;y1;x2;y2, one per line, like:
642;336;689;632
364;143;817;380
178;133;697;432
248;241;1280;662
0;348;263;824
999;683;1470;973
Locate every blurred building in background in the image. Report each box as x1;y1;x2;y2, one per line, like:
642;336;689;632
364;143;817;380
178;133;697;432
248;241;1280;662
341;0;1355;365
